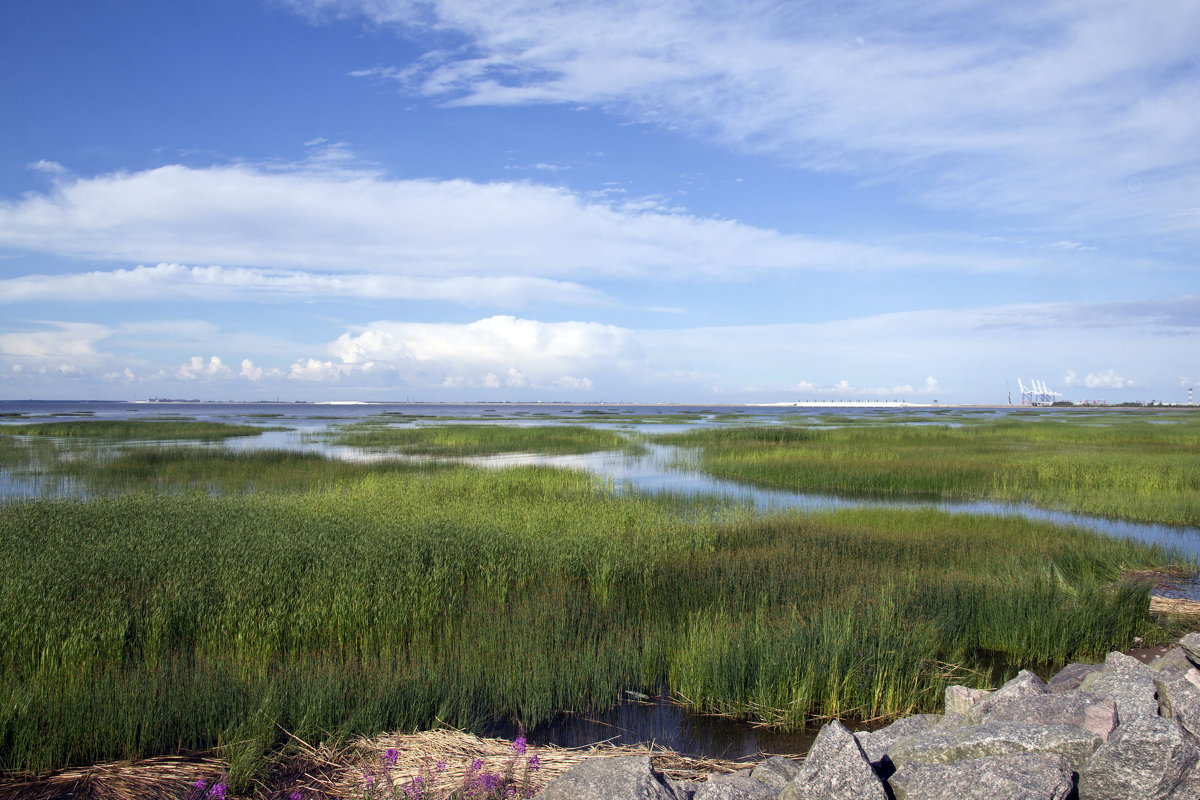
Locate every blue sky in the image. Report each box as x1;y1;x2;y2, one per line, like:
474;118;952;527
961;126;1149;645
1;0;1197;403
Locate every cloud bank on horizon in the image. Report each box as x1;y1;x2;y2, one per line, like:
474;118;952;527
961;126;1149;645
0;0;1196;403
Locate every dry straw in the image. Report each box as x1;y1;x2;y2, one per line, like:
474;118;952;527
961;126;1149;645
0;729;761;800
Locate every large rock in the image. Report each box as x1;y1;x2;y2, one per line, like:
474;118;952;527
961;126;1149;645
855;715;943;768
944;685;990;716
1151;647;1193;674
693;774;777;800
991;669;1048;700
1079;661;1159;722
538;756;681;800
1047;662;1103;694
1179;632;1200;666
1102;650;1151;674
1077;715;1199;800
778;720;887;800
887;720;1102;773
1170;759;1200;800
966;690;1117;741
749;756;801;790
1156;666;1200;742
888;753;1074;800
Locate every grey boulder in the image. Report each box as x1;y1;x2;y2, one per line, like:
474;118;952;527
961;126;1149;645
887;720;1102;773
991;669;1048;700
888;752;1074;800
944;685;990;716
1047;662;1103;694
966;690;1117;741
749;756;801;790
1179;632;1200;666
778;720;887;800
1156;666;1200;743
1077;714;1199;800
693;774;777;800
1079;658;1159;722
538;755;681;800
1151;647;1193;674
855;715;943;768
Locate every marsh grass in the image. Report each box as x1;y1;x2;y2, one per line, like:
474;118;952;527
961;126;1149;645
1;420;284;440
0;446;1178;775
656;413;1200;526
319;423;642;456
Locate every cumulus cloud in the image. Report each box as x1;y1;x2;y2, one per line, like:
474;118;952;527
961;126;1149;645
287;358;354;382
1064;369;1135;389
177;356;232;380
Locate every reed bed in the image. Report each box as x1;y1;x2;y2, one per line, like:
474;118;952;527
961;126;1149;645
656;413;1200;526
317;423;640;456
0;420;282;441
0;447;1178;780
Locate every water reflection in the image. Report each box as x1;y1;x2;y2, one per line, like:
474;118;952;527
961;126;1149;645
493;696;817;760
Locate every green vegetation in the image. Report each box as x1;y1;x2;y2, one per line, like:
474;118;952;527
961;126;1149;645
318;422;640;456
656;412;1200;526
0;444;1180;774
0;412;1193;780
55;447;433;494
1;420;283;441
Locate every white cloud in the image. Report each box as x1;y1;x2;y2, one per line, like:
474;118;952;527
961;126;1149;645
0;322;117;378
287;358;353;382
0;162;1033;282
922;376;939;394
0;263;607;307
177;356;232;380
309;0;1200;237
1064;368;1135;389
556;376;593;391
102;367;136;382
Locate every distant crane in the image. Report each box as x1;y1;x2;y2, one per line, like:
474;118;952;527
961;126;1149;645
1017;378;1059;407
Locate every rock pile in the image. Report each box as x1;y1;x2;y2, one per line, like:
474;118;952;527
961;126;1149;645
535;633;1200;800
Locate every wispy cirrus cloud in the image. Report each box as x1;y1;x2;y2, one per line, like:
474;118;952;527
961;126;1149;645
0;160;1040;284
0;263;606;307
303;0;1200;237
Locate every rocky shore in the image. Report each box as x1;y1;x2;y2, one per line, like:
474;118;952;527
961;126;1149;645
534;633;1200;800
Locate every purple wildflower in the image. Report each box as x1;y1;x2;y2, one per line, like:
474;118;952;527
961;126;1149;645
385;748;399;766
436;760;446;772
482;772;504;793
364;772;375;788
527;754;540;772
290;792;304;800
207;783;228;800
511;735;527;756
471;758;483;772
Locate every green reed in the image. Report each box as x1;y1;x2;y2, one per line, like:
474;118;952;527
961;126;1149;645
1;420;283;440
656;412;1200;526
0;448;1179;775
318;423;641;456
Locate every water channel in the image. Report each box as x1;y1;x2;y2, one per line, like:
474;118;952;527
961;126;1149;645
3;400;1199;758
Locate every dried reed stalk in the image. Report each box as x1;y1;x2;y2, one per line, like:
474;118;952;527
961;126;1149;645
0;754;225;800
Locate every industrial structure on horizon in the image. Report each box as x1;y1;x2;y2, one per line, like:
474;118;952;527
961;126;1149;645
1017;378;1060;406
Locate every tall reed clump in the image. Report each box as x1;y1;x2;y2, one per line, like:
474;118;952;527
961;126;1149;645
317;423;640;457
656;412;1200;526
0;449;1178;777
1;420;282;440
